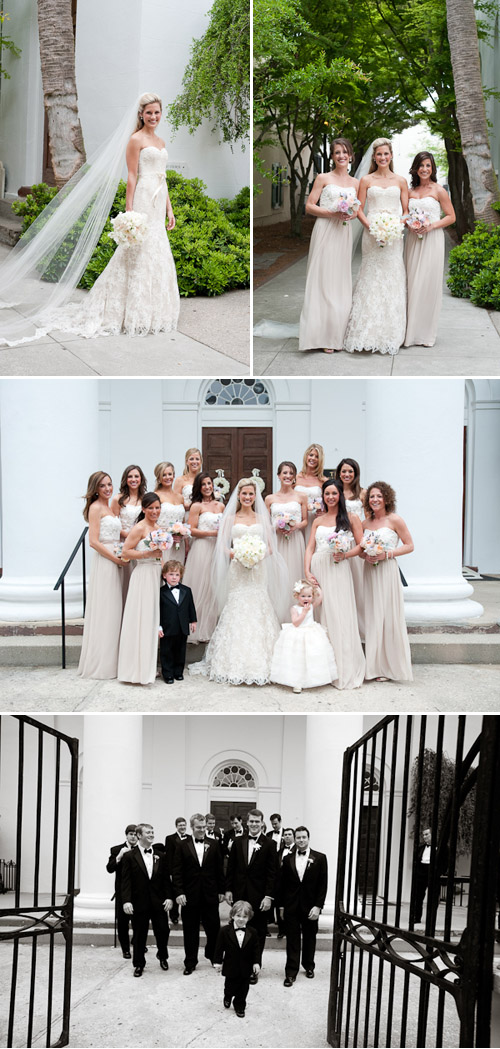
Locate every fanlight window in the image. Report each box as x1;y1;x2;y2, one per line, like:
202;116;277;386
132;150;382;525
212;764;256;788
205;379;270;406
363;766;380;793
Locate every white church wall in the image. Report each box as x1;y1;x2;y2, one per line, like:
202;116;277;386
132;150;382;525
464;379;500;573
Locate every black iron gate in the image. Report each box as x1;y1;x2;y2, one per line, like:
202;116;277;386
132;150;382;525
0;715;79;1048
328;715;500;1048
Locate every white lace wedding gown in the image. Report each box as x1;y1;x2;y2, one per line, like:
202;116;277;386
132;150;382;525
51;147;180;337
344;185;406;355
189;523;281;685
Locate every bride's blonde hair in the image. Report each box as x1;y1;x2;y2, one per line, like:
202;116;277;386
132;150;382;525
236;477;257;511
135;92;162;132
369;138;394;174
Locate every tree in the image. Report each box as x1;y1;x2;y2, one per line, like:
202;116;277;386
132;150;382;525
37;0;85;187
446;0;499;225
408;748;476;859
166;0;250;144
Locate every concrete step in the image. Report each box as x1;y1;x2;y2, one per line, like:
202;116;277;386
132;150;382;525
0;199;22;245
0;632;498;667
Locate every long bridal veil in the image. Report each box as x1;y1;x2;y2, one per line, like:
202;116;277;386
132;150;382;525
0;96;141;347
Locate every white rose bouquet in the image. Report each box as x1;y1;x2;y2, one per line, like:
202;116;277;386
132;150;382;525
110;211;148;248
368;211;403;248
232;535;266;569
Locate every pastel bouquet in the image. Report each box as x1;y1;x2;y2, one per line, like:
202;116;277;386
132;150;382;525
406;205;431;240
326;529;352;562
110;210;148;248
114;542;129;563
368;211;403;248
361;530;392;565
144;529;174;553
232;534;267;569
308;497;323;515
166;521;191;550
334;191;361;225
275;512;295;539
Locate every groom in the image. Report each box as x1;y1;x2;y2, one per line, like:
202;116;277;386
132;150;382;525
225;808;278;979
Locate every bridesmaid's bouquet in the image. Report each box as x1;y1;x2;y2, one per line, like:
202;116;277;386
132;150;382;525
110;210;148;248
275;512;294;539
334;191;361;225
232;535;266;568
406;206;431;239
308;498;323;515
166;522;191;550
114;542;129;563
326;529;352;562
361;530;392;565
368;212;404;247
144;529;174;552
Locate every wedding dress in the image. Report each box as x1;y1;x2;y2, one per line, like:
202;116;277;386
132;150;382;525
404;197;444;347
344;185;406;354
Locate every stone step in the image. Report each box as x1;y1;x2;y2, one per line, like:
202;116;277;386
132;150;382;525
0;199;22;245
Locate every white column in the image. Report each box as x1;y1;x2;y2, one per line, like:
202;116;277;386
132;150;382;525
304;714;364;931
74;715;143;921
0;378;99;621
364;379;482;623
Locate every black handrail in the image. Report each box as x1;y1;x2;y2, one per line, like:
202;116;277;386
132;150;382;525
53;527;88;669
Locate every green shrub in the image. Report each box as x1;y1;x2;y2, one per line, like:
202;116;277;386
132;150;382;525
469;247;500;310
447;222;500;299
12;174;250;297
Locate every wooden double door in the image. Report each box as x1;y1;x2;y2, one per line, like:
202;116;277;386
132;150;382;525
202;427;273;497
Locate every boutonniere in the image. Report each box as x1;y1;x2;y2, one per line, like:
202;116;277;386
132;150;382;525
203;842;210;853
306;857;314;868
253;842;261;852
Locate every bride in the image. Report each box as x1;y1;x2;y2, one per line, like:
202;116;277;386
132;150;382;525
343;138;408;355
189;477;288;686
0;92;179;345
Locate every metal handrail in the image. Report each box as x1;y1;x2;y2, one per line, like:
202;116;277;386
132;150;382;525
53;527;88;669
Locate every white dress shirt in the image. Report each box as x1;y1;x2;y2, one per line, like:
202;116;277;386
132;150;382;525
138;843;154;878
295;847;310;882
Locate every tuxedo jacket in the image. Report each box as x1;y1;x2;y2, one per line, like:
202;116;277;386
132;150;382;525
159;583;196;636
121;846;173;913
416;841;449;874
214;923;260;978
226;833;278;910
172;836;224;905
222;828;247;856
280;848;328;914
164;831;189;873
106;842;130;902
266;830;284;852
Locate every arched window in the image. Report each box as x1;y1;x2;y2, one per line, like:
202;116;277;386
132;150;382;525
212;762;256;788
204;379;270;406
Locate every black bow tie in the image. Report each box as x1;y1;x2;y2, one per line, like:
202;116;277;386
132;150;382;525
169;585;179;591
144;848;153;854
194;838;205;843
297;850;307;855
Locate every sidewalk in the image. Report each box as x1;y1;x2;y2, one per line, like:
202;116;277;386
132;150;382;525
0;245;250;376
253;241;500;376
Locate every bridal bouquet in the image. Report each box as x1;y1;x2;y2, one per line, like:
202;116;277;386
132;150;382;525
361;530;392;565
334;191;361;225
326;529;352;562
110;210;148;248
144;529;174;552
406;206;431;239
368;212;403;247
166;522;191;550
275;512;295;539
232;535;266;569
308;498;323;515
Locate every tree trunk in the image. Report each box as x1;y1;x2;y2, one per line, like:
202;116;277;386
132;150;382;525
37;0;86;187
444;139;475;241
446;0;499;225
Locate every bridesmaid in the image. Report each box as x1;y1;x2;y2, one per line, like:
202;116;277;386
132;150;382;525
299;138;360;352
404;151;456;348
77;471;123;680
295;444;327;545
154;461;188;564
173;447;203;510
336;457;366;639
361;481;414;682
117;492;163;685
183;472;225;643
111;465;147;602
265;461;308;621
304;478;365;689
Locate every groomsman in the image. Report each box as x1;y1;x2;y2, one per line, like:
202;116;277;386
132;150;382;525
266;813;283;851
165;817;189;923
274;826;296;939
222;814;246;855
280;825;327;986
173;813;225;974
106;824;137;957
121;823;173;977
205;813;223;845
225;808;278;979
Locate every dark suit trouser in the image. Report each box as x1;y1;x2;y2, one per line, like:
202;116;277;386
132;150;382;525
224;975;251;1011
413;864;430;923
131;905;169;968
115;899;132;953
248;908;268;964
160;633;187;679
284;908;318;976
181;900;220;968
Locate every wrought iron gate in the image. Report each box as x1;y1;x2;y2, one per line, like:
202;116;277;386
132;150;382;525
0;715;79;1048
328;715;500;1048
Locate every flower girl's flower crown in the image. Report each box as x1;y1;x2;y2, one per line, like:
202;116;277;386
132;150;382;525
293;580;310;596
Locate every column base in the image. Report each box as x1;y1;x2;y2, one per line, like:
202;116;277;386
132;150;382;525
0;577;84;623
74;893;115;923
404;580;483;625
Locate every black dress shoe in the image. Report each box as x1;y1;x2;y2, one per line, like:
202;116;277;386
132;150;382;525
174;674;184;680
277;933;284;940
163;676;174;684
249;972;258;984
171;918;178;924
223;998;231;1009
235;1008;245;1018
305;968;315;978
284;976;295;987
184;966;194;975
133;967;143;977
159;959;169;970
122;950;131;959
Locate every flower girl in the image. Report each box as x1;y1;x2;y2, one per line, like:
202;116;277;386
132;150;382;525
270;581;337;693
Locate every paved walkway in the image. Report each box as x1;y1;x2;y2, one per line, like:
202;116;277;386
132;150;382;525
253;242;500;376
0;246;249;376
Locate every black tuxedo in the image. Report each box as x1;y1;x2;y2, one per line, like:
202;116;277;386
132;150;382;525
412;841;449;923
121;846;173;968
214;923;260;1011
280;847;328;977
173;836;224;968
225;833;278;962
164;830;189;922
159;582;197;680
222;827;247;856
106;842;134;953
